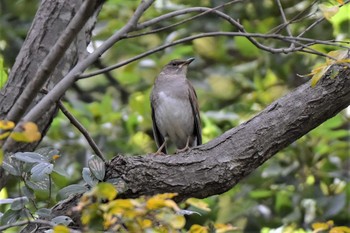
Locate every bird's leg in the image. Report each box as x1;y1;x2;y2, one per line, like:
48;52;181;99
154;137;168;155
175;136;190;154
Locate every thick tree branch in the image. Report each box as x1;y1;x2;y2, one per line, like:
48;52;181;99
50;62;350;224
106;65;350;201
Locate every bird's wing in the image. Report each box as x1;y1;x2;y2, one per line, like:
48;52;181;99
188;81;202;146
151;99;167;154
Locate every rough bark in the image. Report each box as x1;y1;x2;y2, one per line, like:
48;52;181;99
49;63;350;226
0;0;103;188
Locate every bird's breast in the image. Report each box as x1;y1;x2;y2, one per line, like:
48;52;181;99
154;90;194;144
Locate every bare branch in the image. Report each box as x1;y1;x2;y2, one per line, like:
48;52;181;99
128;0;241;38
275;0;295;48
79;32;349;79
268;0;318;34
298;0;350;37
58;101;106;162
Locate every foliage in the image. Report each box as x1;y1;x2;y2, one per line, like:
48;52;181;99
73;183;235;232
302;50;350;87
0;0;349;232
0;121;41;143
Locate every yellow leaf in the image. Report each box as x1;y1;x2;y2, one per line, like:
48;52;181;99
155;212;186;229
0;120;14;130
186;198;211;212
0;132;10;140
188;224;208;233
169;215;185;229
319;4;339;20
10;122;41;142
312;221;335;232
94;183;117;201
328;50;347;61
22;122;41;141
146;198;167;210
153;193;178;200
146;193;178;210
327;220;335;227
108;199;134;214
141;219;152;229
311;65;328;87
53;225;70;233
103;212;117;230
215;223;239;233
52;154;61;161
81;203;99;225
10;132;28;142
312;222;330;231
330;226;350;233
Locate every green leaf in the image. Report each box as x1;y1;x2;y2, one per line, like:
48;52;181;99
36;208;52;218
35;147;60;161
0;198;15;205
13;152;48;163
1;159;20;176
58;184;89;199
0;57;8;89
26;178;50;191
31;162;54;181
88;155;105;181
10;197;29;211
82;167;98;187
52;167;69;177
0;209;21;225
249;189;273;199
51;216;73;226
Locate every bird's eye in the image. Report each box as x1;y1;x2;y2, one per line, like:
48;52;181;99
172;63;177;66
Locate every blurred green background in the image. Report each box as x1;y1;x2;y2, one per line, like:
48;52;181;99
0;0;349;232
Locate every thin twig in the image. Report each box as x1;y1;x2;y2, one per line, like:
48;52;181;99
268;0;318;34
275;0;295;48
298;0;350;38
58;100;106;162
127;0;241;38
79;31;348;79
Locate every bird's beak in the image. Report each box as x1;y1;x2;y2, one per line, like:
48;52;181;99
179;58;195;69
185;57;195;65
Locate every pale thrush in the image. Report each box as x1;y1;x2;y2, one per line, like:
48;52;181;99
150;58;202;154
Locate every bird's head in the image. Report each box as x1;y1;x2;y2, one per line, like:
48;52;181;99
161;58;195;75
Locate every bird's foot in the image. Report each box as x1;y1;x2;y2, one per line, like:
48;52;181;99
152;151;166;156
175;146;190;154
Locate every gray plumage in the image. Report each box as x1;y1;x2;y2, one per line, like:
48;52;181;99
150;58;201;154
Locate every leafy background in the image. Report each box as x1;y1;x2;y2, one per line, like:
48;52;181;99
0;0;349;232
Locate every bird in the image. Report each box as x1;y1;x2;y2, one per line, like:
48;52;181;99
150;58;202;154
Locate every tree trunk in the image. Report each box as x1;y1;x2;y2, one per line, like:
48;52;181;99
0;0;103;189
